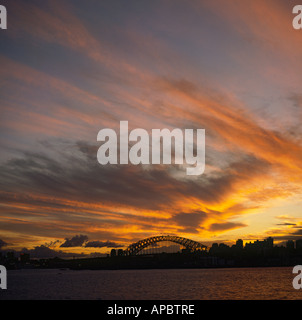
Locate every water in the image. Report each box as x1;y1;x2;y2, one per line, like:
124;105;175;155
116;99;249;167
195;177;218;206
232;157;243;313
1;267;302;300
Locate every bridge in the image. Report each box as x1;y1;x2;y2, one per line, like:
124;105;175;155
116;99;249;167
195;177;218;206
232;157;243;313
124;235;207;256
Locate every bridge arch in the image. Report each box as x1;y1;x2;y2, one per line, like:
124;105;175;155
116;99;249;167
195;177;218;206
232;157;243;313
124;235;207;256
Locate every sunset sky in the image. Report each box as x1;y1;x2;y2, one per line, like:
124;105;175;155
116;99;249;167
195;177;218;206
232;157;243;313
1;0;302;258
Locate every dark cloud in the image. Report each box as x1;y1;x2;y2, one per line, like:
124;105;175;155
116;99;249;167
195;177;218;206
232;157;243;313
0;141;271;213
2;235;121;259
209;222;247;232
60;234;88;247
45;240;61;247
172;211;207;233
76;140;98;162
269;229;302;242
85;240;121;248
0;239;8;249
291;228;302;236
21;245;85;259
0;140;271;244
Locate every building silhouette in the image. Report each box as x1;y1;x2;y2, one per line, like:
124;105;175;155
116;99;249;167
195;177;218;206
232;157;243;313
236;239;243;249
1;236;302;270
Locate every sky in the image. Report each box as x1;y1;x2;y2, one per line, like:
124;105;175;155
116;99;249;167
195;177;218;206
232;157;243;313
1;0;302;258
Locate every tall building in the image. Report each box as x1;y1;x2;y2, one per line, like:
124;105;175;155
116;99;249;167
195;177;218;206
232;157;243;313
296;239;302;250
286;240;294;250
236;239;243;249
245;237;274;250
265;237;274;248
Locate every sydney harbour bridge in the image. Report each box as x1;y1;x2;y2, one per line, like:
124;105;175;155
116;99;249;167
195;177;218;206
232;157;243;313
123;235;207;256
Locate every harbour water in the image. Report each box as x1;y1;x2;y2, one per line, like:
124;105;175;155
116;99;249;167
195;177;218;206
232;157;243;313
1;267;302;300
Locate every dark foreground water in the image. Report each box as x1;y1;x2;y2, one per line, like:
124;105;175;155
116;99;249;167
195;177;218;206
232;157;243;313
1;267;302;300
